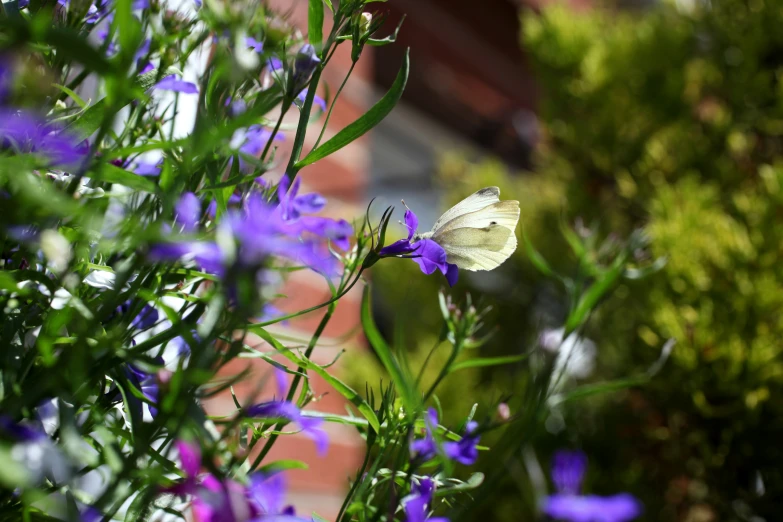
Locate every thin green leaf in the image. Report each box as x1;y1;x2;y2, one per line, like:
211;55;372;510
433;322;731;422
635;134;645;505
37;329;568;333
360;286;418;413
90;163;158;193
551;376;649;406
624;256;668;280
250;327;381;433
523;232;556;278
367;15;405;46
257;460;309;474
52;84;88;109
564;253;626;334
308;0;324;49
296;48;410;168
64;69;159;140
449;354;530;373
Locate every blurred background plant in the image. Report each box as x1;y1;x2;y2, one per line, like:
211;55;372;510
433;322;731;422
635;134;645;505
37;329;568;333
361;0;783;520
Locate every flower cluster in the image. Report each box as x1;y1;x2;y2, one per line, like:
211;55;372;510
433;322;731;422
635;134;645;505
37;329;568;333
165;440;307;522
149;175;352;284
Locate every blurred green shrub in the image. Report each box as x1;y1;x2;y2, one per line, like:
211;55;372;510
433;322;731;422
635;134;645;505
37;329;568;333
359;0;783;520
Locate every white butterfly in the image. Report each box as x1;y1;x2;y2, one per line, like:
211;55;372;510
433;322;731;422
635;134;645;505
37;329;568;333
415;187;520;271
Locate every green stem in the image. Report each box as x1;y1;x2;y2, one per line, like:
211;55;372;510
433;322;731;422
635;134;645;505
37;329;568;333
313;61;355;150
284;67;323;180
423;339;463;401
260;103;289;162
251;268;364;328
249;298;336;470
337;441;373;522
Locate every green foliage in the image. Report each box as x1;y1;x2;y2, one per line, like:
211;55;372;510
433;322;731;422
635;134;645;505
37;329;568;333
370;1;783;520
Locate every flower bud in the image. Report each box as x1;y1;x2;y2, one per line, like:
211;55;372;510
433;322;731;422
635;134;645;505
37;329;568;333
293;44;321;88
359;12;372;33
496;402;511;421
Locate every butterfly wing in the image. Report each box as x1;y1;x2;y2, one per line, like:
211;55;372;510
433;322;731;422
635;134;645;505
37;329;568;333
432;200;520;271
430;187;501;233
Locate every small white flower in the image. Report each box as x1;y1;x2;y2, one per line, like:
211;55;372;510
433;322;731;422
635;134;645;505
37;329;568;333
40;229;72;274
51;288;73;310
83;270;117;290
235;32;259;70
539;327;597;380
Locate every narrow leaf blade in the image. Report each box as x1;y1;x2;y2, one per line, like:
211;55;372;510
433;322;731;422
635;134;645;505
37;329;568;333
296;48;410;168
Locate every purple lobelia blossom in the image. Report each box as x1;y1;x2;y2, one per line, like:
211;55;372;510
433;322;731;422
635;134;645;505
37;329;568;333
154;75;198;94
245;400;328;457
380;207;459;287
295;88;327;112
175;192;201;232
443;420;480;465
410;408;438;461
130;303;160;330
276;175;325;221
543;450;642;522
0;416;72;485
275;176;353;250
125;361;161;418
167;440;306;522
402;477;449;522
235;125;284;172
151;185;346;282
0;108;87;168
246;36;264;53
132;159;162;176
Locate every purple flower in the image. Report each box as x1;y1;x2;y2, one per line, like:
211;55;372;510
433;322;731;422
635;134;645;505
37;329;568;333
0;416;46;442
166;440;307;522
552;451;588;495
403;477;449;522
246;36;264;53
148;241;225;275
97;27;118;55
543;450;642;522
247;473;299;516
380;208;459;287
443;421;480;465
134;38;152;72
125;362;160;418
0;108;86;168
175;192;201;232
236;125;284;172
131;304;159;330
277;176;325;221
292;216;352;251
245;400;328;456
151;189;343;281
80;507;102;522
154;75;198;94
295;89;327;112
133;160;162;176
226;98;247;117
267;57;284;73
410;408;438;461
